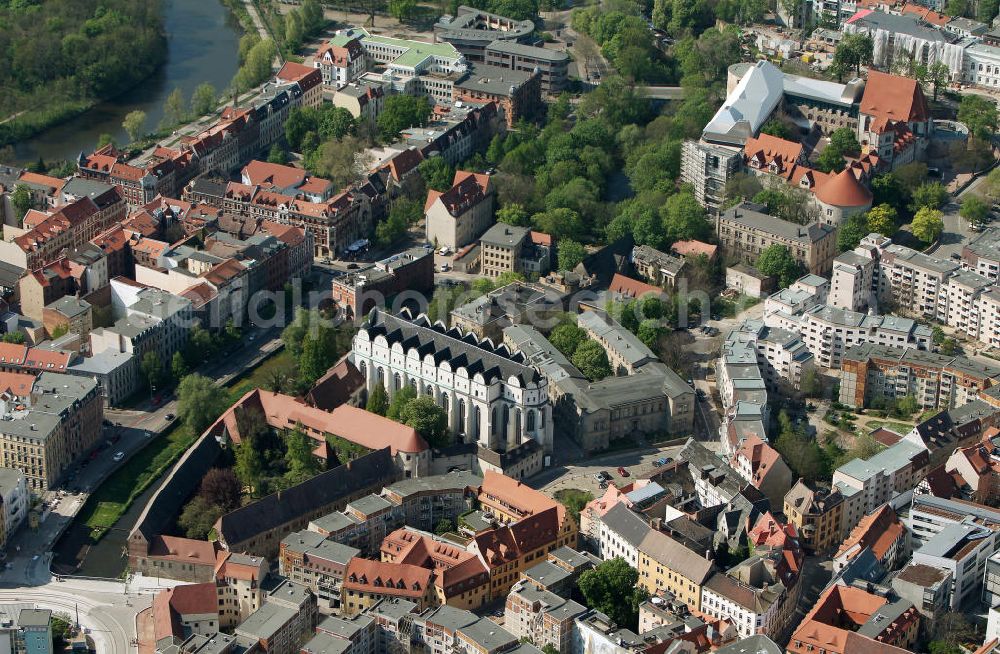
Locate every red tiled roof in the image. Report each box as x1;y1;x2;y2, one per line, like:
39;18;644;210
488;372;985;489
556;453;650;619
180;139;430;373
529;231;552;247
609;273;661;299
835;504;904;563
900;2;949;25
208;388;428;455
165;582;218;616
277;61;322;92
744;134;804;174
479;471;567;528
814;168;873;208
860;70;930;132
148;534;219;564
671;240;717;258
343;558;432;597
243;160;307;190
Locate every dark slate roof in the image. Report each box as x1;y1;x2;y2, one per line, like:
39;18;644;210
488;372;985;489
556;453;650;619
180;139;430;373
363;308;541;385
216;448;396;546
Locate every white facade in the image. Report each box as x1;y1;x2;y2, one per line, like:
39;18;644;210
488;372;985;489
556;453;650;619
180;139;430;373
0;469;27;543
351;309;552;453
963;43;1000;89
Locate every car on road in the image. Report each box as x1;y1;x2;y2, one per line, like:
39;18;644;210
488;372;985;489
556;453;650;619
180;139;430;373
166;413;175;421
617;466;629;477
597;470;612;483
112;451;124;462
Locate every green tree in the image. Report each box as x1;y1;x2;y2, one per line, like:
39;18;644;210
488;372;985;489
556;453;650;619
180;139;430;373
122;110;147;143
572;340;612;380
234;406;268;494
377;95;432;141
756;245;803;288
234;38;277;91
927;61;950;101
1;332;24;344
829;127;860;156
837;212;869;252
816;146;846;173
97;133;116;149
865;204;897;236
319;106;355;141
578;558;647;631
177;495;223;539
191;82;216;116
399;396;449;447
910;182;949;211
435;518;455;535
177;373;231;435
389;0;418;20
285;424;320;483
946;0;969;16
558;240;587;271
367;383;389;416
773;411;826;481
163;87;185;127
550;323;587;357
267;144;288;164
198;468;242;512
760;118;791;139
661;190;710;243
141;350;163;389
10;185;32;222
419;157;455;192
171;351;189;381
831;33;874;79
387;385;417;420
912;206;945;244
960;195;990;228
305;135;365;188
497;203;530;226
958;94;999;140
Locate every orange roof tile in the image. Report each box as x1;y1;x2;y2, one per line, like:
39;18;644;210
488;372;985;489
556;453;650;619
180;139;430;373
671;240;717;258
860;70;930;131
609;273;662;299
814;168;873;208
343;558;432;597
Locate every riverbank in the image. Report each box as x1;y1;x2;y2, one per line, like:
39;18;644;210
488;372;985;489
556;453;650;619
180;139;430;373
7;0;244;164
0;0;168;151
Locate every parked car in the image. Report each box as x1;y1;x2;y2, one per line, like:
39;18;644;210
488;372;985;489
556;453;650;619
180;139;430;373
112;451;124;462
617;466;629;477
166;413;175;421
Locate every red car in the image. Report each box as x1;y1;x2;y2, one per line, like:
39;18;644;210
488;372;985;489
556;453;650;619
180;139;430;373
617;466;629;477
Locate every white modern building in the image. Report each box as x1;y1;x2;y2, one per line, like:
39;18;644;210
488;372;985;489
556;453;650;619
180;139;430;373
351;309;553;453
595;503;649;568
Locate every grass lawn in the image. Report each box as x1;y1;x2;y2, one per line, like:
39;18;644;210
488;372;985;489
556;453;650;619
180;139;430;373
227;349;295;398
77;422;197;537
715;294;760;319
554;488;594;525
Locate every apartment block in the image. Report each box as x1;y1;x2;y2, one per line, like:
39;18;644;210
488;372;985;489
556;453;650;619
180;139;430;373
783;480;846;554
484;41;569;94
425;171;495;251
504;580;586;652
840;344;1000;411
717;202;837;276
832;439;928;523
279;530;360;613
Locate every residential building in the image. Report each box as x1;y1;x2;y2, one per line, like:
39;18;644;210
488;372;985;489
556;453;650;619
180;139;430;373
0;469;27;548
351;309;553;454
630;245;685;290
15;609;52;654
725;264;775;299
839;344;1000;411
504;581;586;653
730;434;793;510
0;372;101;492
453;64;541;127
330;247;434;319
716;202;837;276
596;502;649;568
832;439;928;525
276;62;323;109
473;223;551;279
341;558;437;615
700;554;799;640
425;171;495;251
381;527;490;610
833;504;909;573
783;480;846;554
787;585;919;654
65;349;138;407
235;581;318;654
476;470;578;549
637;528;716;611
314;30;367;89
279;530;361;613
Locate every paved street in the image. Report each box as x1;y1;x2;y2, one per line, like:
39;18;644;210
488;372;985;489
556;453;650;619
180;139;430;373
532;441;692;495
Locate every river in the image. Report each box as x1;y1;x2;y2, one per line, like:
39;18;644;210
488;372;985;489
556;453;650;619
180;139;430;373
12;0;243;165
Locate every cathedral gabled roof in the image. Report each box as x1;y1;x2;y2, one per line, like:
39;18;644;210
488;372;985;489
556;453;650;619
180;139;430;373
362;309;541;386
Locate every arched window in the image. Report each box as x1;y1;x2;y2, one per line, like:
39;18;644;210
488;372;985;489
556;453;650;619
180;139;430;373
394;372;401;391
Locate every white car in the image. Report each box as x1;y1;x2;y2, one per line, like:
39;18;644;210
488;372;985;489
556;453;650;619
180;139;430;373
113;451;125;462
438;247;451;256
